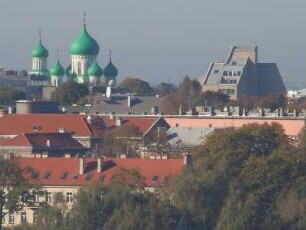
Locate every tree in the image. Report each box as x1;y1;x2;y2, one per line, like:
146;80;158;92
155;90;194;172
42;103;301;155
200;90;230;109
0;159;38;230
161;76;202;114
51;81;89;105
99;125;142;157
120;78;154;95
0;87;26;105
173;123;306;230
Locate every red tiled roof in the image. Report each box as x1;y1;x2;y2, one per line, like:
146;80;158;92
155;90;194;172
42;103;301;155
90;116;160;136
17;157;185;187
0;134;31;147
0;114;92;137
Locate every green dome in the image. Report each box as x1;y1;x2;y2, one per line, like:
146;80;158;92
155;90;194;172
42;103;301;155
87;61;103;76
50;60;65;76
65;65;77;78
103;60;118;77
69;28;99;56
32;41;49;58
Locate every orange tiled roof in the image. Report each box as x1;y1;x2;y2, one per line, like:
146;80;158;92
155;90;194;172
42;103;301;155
90;116;161;136
0;114;92;137
17;157;185;187
0;134;31;147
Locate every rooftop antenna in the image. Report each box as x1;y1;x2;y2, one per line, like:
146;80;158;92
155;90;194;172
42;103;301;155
38;29;42;43
109;49;112;61
56;49;59;62
83;11;86;29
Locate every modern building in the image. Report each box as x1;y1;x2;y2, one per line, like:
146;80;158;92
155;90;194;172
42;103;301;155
199;45;286;99
0;69;28;92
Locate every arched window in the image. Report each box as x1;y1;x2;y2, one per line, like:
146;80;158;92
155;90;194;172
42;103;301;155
78;62;81;75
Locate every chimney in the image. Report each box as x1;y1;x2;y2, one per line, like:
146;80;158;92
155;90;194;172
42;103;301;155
59;127;65;133
127;95;132;107
79;158;86;175
46;140;51;147
97;158;103;173
86;115;92;124
184;154;192;165
116;117;122;126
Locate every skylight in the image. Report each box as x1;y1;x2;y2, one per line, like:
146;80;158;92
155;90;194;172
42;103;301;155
85;172;93;181
31;171;39;180
42;171;51;180
60;172;69;180
152;175;158;182
72;174;78;181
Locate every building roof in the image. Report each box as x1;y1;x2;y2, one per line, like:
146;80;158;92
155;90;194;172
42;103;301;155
69;95;163;115
69;27;99;56
167;127;215;146
50;60;65;77
18;157;185;187
25;132;86;149
89;116;168;137
0;114;93;137
32;41;49;58
103;59;118;77
87;61;103;77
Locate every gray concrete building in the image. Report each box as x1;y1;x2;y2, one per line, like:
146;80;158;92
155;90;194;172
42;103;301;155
199;45;286;99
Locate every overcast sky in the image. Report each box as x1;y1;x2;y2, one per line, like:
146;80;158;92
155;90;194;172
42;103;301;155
0;0;305;86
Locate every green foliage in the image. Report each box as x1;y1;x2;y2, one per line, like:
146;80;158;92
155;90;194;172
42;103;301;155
0;87;26;105
173;123;306;230
120;78;154;95
0;159;38;230
51;80;89;105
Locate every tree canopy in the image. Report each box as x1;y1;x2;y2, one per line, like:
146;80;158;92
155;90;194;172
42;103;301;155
51;81;89;105
120;78;154;95
173;123;306;230
0;87;26;105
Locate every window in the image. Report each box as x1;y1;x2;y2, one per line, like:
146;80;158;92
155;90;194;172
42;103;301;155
223;71;228;76
21;211;27;223
66;192;73;203
9;213;14;224
33;212;37;223
60;172;69;180
214;69;219;74
85;172;93;181
233;71;237;76
78;62;81;75
34;194;40;203
237;71;241;76
46;192;52;203
152;175;159;182
232;61;237;65
72;174;78;181
32;171;39;180
42;171;51;180
229;71;232;76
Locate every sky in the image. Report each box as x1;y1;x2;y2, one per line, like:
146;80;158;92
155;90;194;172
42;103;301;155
0;0;305;87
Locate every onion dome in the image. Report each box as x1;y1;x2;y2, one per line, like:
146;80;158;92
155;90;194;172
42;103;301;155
103;59;118;77
31;30;49;58
69;25;99;56
87;61;103;77
50;60;65;76
103;51;118;77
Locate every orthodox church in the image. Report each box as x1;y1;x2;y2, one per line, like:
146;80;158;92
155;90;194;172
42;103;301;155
29;14;118;88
